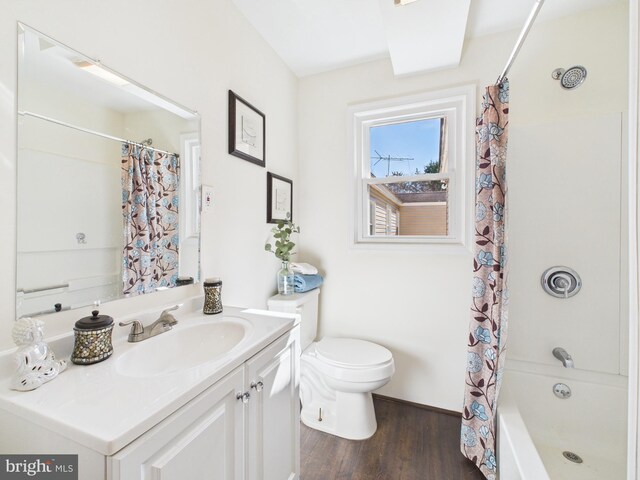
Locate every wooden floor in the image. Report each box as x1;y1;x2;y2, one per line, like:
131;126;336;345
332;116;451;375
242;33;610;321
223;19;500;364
300;396;485;480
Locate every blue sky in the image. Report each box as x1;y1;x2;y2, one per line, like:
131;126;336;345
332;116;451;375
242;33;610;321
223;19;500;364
370;118;441;177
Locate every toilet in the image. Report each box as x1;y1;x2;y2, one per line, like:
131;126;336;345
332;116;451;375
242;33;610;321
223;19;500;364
268;288;394;440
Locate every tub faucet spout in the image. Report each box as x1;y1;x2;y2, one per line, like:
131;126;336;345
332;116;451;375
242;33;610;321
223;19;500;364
552;347;574;368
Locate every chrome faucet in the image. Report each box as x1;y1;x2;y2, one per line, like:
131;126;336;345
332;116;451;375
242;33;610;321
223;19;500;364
119;305;181;343
552;347;574;368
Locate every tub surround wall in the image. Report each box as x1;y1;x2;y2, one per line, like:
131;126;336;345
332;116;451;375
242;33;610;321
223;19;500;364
297;3;628;410
509;113;623;375
0;0;298;348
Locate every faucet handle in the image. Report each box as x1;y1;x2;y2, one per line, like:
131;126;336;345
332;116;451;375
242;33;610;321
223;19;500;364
119;320;144;335
161;304;182;317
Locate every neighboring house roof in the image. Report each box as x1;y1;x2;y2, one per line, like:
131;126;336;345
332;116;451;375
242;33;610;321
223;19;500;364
373;182;447;205
394;191;447;203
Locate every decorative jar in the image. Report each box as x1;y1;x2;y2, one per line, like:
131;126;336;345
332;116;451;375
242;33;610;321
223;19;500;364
71;310;114;365
203;277;223;314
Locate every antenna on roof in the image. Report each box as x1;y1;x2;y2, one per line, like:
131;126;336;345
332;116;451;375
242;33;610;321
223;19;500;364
371;150;414;176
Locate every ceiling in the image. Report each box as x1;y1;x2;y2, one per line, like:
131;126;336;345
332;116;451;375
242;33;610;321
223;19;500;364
232;0;624;77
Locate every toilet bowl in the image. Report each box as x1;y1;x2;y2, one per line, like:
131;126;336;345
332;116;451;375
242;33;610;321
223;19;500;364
268;290;395;440
300;337;394;439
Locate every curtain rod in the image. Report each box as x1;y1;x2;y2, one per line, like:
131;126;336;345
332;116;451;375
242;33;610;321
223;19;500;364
496;0;545;85
18;110;178;157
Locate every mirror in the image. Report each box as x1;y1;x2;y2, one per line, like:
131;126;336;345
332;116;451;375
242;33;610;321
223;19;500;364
16;24;201;318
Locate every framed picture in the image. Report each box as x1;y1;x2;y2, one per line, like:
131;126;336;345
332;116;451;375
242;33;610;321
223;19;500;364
267;172;293;223
228;90;265;167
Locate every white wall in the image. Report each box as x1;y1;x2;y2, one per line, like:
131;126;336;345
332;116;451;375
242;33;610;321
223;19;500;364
297;3;628;410
0;0;298;348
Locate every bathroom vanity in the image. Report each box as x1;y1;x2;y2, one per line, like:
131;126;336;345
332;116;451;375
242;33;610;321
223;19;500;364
0;300;300;480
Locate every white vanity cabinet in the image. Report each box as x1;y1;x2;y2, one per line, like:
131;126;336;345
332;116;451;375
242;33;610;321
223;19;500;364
245;327;300;480
109;327;299;480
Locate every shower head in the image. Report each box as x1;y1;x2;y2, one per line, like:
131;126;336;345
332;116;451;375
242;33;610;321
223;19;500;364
551;66;587;89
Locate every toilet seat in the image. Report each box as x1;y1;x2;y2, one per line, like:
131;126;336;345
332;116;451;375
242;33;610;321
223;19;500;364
303;337;395;383
315;337;393;367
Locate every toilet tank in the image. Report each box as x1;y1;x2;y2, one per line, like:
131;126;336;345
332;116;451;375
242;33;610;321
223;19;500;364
268;289;319;350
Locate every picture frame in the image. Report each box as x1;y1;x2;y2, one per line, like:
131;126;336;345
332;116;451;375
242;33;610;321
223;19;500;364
228;90;266;167
267;172;293;223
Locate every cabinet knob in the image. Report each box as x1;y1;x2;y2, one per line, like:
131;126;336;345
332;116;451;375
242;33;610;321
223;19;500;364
236;391;250;404
250;381;264;393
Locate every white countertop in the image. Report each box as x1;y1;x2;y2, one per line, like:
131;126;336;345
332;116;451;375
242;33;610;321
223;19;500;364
0;300;297;456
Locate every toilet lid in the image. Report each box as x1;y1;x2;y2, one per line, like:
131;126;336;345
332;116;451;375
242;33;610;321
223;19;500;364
315;337;392;367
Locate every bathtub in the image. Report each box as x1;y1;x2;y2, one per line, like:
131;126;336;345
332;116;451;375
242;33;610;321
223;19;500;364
497;360;628;479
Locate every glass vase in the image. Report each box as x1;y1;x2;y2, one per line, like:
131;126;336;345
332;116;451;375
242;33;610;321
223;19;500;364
277;261;295;295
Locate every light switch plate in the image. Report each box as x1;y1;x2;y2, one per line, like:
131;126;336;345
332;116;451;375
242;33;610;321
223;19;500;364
202;185;214;211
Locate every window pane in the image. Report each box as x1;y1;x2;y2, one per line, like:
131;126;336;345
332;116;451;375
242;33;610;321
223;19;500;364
370;118;443;178
368;180;448;236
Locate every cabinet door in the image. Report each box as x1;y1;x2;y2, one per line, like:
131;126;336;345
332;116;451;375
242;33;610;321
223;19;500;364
245;328;300;480
110;367;245;480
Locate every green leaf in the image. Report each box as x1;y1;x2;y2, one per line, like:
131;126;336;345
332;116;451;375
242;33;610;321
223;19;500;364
264;244;271;251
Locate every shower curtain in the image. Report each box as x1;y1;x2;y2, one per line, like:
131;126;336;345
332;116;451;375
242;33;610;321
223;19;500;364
121;143;180;295
460;82;509;480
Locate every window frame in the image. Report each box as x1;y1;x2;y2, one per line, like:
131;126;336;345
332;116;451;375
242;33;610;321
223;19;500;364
179;132;201;241
348;85;476;253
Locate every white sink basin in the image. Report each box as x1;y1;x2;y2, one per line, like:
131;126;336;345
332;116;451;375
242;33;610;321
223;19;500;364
116;317;250;377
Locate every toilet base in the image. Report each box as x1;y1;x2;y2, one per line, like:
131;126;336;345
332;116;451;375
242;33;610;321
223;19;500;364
301;391;378;440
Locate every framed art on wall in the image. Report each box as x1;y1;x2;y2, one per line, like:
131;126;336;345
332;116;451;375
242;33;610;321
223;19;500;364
228;90;265;167
267;172;293;223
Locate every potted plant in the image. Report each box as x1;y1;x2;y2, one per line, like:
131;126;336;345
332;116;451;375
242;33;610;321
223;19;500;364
265;214;300;295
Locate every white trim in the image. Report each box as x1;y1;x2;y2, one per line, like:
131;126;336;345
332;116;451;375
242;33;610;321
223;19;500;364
179;133;201;241
347;84;475;252
629;1;639;478
366;172;450;184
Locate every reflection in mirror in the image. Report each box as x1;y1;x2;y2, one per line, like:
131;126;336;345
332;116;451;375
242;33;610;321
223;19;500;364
16;25;201;318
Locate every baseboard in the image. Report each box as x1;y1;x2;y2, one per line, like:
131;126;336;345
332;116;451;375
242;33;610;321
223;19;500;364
372;394;462;418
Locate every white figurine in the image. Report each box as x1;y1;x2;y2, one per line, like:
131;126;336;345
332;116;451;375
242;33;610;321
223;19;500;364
11;318;67;391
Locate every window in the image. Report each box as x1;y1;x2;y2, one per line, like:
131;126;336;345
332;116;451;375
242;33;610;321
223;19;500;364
348;85;475;251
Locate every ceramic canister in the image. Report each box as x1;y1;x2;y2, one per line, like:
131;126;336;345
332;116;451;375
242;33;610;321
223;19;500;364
71;310;114;365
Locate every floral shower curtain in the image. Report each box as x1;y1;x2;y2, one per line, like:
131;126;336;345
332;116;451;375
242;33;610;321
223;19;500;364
460;82;509;480
121;144;180;295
